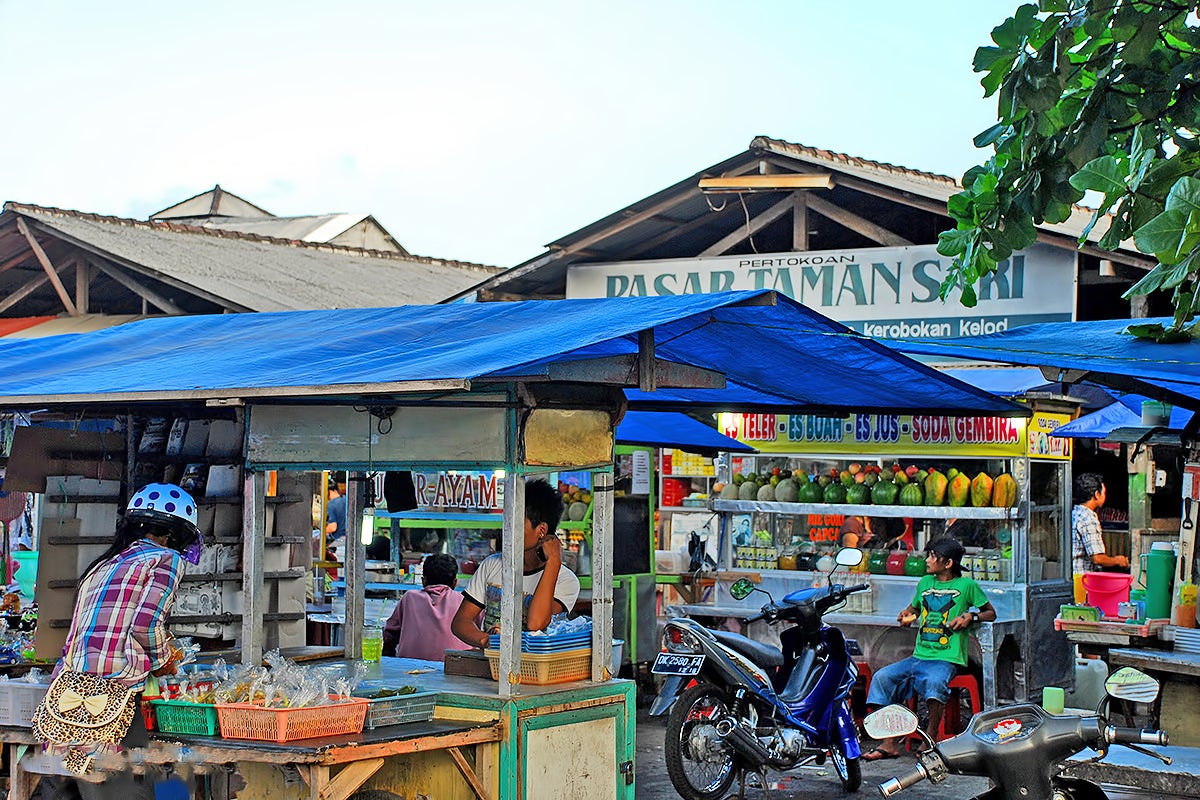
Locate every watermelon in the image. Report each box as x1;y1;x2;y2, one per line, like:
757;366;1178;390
799;482;824;503
846;483;871;505
823;483;847;504
899;483;924;506
871;480;900;505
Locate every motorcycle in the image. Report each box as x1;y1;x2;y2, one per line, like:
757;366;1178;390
864;666;1170;800
650;547;870;799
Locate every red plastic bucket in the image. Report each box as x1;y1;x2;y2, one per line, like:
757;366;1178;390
1082;572;1132;617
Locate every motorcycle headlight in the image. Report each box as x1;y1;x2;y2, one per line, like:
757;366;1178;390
663;625;702;654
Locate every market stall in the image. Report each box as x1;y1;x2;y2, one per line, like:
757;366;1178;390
666;405;1077;708
0;290;1022;799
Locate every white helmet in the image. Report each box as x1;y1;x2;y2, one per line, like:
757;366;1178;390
126;483;200;549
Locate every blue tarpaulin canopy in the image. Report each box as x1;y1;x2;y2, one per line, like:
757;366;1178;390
1053;395;1195;438
615;411;754;453
0;291;1023;416
887;317;1200;413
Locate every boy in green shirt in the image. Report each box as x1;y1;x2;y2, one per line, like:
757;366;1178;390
862;537;996;759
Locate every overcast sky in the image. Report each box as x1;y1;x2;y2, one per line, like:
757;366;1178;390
0;1;1019;268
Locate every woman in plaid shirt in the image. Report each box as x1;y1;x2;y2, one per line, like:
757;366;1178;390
39;483;201;787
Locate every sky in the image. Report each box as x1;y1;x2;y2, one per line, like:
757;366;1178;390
0;1;1020;268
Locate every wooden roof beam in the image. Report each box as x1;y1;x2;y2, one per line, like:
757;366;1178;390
805;194;913;247
699;195;795;256
15;217;78;315
19;217;248;312
88;258;186;315
0;271;50;314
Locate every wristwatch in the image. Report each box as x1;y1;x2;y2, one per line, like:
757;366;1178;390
968;610;979;623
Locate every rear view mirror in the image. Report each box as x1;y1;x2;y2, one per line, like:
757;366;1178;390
864;704;919;740
729;578;756;601
1105;667;1159;703
836;548;864;568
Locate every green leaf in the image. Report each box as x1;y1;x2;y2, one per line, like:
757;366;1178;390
1165;176;1200;215
973;123;1008;148
960;282;978;308
1125;322;1169;340
1133;209;1188;263
1068;155;1126;195
1124;264;1171;297
937;228;974;257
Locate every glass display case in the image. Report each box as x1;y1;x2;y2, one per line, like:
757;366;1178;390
672;409;1076;706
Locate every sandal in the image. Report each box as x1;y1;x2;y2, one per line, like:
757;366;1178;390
861;747;900;761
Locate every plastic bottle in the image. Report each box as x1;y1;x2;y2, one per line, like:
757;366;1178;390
1177;581;1197;629
1140;542;1176;619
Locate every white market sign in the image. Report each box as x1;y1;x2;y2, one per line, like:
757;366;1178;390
565;243;1075;338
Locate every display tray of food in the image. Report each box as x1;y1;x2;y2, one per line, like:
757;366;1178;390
1053;617;1168;637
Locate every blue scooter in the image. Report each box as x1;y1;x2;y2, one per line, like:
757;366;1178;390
650;547;869;799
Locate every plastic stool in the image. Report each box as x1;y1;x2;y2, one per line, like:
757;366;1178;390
938;673;982;740
903;672;982;749
851;658;872;725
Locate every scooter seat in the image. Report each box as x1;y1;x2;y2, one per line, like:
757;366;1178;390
712;630;784;668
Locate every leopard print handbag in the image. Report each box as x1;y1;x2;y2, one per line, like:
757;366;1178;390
31;669;138;774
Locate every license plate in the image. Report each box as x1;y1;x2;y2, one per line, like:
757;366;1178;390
652;652;705;675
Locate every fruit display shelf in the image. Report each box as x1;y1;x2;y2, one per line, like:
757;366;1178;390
711;499;1022;520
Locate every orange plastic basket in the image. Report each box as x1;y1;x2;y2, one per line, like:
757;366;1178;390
215;697;368;743
484;647;591;685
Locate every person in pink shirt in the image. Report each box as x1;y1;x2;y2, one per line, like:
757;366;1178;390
383;553;464;661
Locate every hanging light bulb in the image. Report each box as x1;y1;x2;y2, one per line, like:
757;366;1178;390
360;475;377;546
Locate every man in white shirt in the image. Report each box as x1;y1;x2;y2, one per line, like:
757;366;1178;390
451;479;579;648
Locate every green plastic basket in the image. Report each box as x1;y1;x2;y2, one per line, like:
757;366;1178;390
149;699;219;736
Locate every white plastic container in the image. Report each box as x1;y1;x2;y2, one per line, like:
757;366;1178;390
1063;657;1107;711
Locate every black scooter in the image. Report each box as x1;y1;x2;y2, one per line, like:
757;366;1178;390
864;666;1170;800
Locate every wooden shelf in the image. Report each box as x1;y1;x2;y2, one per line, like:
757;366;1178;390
134;453;242;465
711;499;1023;520
180;568;306;583
44;495;122;504
211;535;308;545
46;612;306;628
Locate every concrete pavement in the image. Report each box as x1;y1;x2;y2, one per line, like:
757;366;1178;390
633;707;990;800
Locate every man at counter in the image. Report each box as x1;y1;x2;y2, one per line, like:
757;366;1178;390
862;537;996;759
451;479;580;649
1072;473;1128;573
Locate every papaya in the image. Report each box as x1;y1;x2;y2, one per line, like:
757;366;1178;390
946;467;960;480
924;469;949;506
757;483;776;502
823;483;847;504
799;481;824;503
846;483;871;505
970;472;994;507
992;473;1018;508
899;482;924;506
871;480;900;505
947;473;971;507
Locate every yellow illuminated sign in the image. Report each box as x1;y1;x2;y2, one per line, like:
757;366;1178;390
718;412;1066;460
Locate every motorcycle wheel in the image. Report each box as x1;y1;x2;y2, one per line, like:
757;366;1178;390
664;682;739;800
829;734;862;793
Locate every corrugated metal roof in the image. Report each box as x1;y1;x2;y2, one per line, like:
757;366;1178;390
449;135;1143;301
752;137;1129;247
4;203;499;312
190;213;367;242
